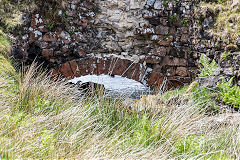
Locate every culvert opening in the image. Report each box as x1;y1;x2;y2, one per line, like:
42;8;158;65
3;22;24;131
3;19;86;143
69;74;152;99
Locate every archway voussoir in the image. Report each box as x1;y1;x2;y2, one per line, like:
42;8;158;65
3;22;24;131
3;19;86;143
69;60;81;77
145;71;160;88
103;59;110;75
95;58;104;75
59;62;74;79
131;63;140;82
88;57;97;75
112;58;130;76
76;59;89;76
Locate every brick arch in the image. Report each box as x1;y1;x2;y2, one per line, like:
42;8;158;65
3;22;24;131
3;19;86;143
52;57;183;90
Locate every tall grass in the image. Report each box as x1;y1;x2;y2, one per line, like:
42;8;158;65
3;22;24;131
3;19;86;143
1;57;240;159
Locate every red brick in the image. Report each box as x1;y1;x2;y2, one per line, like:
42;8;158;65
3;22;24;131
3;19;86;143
103;59;110;75
96;59;105;75
69;60;81;77
153;76;164;91
112;59;130;76
167;79;184;89
59;62;74;78
131;64;140;82
88;58;97;74
122;62;136;79
77;59;89;76
146;71;159;87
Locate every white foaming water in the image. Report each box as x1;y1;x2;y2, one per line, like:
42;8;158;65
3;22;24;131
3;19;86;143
69;74;151;98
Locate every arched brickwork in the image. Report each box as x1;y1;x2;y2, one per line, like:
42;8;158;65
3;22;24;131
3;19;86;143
51;57;184;90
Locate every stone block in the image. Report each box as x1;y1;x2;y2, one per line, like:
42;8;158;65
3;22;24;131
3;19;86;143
43;33;57;42
112;58;130;76
83;1;94;9
59;62;74;78
77;59;90;76
158;35;173;46
180;34;188;43
42;49;53;59
162;57;188;66
149;17;160;26
166;68;176;76
69;60;81;77
152;47;168;56
155;25;169;35
176;67;188;77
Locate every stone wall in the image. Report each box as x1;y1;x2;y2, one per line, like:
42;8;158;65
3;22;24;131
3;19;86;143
12;0;240;89
193;0;240;84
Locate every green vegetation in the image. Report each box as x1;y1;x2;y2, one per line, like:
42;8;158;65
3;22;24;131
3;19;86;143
221;51;231;60
181;18;189;27
198;54;218;77
0;0;37;34
198;0;240;44
162;1;169;8
169;14;179;26
163;34;169;40
198;54;240;109
217;77;240;108
0;30;11;56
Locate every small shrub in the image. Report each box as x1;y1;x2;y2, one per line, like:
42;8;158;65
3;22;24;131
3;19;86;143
217;77;240;108
198;54;218;77
169;14;179;26
182;18;189;27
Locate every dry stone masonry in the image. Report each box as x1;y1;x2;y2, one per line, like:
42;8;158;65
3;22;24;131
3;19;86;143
12;0;240;90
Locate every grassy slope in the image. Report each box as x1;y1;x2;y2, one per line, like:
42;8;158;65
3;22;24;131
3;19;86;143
1;56;239;159
1;53;239;159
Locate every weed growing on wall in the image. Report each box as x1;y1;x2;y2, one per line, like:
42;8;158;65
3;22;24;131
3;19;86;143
217;77;240;108
198;54;218;77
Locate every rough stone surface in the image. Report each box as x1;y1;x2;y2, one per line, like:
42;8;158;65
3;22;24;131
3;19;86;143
196;76;222;91
12;0;240;90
